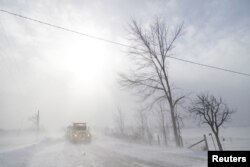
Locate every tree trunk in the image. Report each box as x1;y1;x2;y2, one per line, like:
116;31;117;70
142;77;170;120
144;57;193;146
170;106;180;146
214;133;223;151
162;126;168;146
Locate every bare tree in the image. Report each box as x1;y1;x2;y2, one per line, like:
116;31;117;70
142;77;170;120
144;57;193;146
120;18;184;146
113;107;125;136
135;109;147;139
28;110;40;132
155;102;169;146
135;108;153;144
189;93;235;151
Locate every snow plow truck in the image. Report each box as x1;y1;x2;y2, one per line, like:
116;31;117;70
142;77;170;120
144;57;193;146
66;123;91;143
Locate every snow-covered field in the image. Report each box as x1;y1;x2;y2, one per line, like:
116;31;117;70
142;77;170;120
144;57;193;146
0;126;249;167
181;126;250;150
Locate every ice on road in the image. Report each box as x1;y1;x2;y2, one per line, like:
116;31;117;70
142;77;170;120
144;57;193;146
0;134;207;167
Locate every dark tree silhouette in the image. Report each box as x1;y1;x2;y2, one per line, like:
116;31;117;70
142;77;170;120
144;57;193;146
155;102;169;146
189;93;235;150
120;18;184;146
135;109;153;144
113;107;125;136
28;110;40;131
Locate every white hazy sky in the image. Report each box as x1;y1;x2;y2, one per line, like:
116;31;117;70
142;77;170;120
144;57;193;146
0;0;250;130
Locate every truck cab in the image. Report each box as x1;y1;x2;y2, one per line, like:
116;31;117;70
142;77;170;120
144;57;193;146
66;122;91;143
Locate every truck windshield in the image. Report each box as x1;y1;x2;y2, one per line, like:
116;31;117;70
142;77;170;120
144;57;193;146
75;126;86;130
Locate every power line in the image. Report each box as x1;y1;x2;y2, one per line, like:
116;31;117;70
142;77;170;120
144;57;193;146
169;57;250;77
1;9;250;77
0;9;129;47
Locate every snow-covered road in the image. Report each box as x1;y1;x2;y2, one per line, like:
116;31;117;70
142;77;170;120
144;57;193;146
0;133;207;167
28;141;170;167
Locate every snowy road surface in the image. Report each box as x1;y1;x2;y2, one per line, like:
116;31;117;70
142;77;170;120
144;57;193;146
0;134;207;167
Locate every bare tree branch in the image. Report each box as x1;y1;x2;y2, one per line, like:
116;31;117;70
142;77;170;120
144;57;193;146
189;93;235;150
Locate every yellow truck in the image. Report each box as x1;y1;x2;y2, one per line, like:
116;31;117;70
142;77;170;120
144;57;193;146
66;123;91;143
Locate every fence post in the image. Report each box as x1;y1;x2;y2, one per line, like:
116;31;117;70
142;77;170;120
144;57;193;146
203;134;209;151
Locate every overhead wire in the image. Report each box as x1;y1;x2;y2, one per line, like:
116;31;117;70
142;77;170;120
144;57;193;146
0;9;250;77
